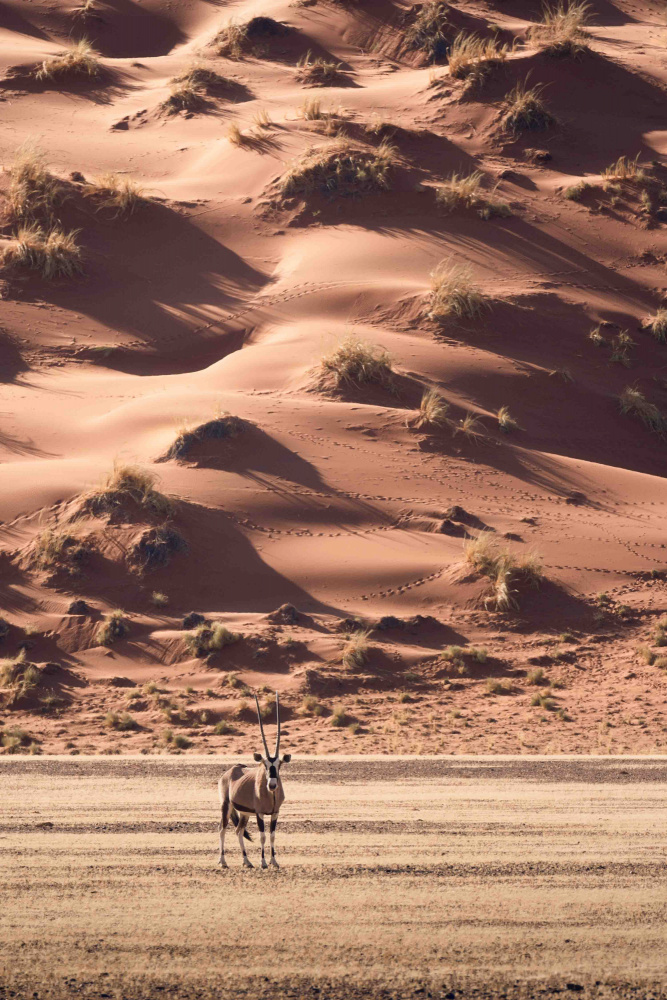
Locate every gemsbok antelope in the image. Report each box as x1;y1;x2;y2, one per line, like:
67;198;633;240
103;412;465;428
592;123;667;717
217;692;291;869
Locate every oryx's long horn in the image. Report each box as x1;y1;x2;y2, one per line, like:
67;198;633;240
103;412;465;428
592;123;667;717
274;691;281;759
254;693;270;758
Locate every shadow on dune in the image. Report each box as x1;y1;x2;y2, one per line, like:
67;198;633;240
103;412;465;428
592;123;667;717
0;64;138;106
68;0;186;58
14;199;270;365
0;1;49;39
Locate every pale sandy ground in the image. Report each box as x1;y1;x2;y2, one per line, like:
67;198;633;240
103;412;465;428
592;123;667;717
1;755;667;999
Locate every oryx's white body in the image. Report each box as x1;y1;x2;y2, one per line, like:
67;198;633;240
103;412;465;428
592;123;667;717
217;693;291;869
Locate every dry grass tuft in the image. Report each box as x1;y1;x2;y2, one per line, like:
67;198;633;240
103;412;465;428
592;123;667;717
0;652;44;707
216;21;249;59
165;76;205;112
435;170;510;218
429;261;488;321
227;123;244;146
642;309;667;343
85;173;147;217
6;146;63;223
414;388;450;429
96;610;129;646
502;81;554;131
455;412;484;440
527;1;591;56
105;711;137;731
601;155;645;183
301;695;324;716
464;533;542;611
3;224;83;279
82;464;173;517
342;630;371;669
497;405;518;433
184;623;241;657
216;17;285;59
31;529;90;574
280;139;396;199
318;335;395;392
165;414;245;461
619;386;666;436
35;39;101;81
296;52;343;86
448;32;509;81
405;0;450;62
330;703;349;727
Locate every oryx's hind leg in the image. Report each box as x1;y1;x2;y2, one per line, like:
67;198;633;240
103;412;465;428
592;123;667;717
256;814;268;869
237;813;253;868
218;796;229;868
269;815;279;868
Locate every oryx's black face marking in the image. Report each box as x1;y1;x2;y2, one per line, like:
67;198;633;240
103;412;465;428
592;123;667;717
253;752;291;791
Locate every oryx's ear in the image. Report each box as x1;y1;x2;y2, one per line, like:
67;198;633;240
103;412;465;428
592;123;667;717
282;753;292;764
253;751;263;762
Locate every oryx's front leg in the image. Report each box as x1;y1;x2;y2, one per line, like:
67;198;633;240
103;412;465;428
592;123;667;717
269;815;279;868
257;814;268;869
238;814;253;868
218;798;229;868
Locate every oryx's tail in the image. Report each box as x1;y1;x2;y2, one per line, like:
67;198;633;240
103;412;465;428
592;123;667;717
230;806;253;841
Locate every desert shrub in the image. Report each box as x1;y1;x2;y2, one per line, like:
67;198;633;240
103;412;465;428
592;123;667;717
531;691;556;710
35;39;101;81
564;180;593;201
448;32;509;81
641;310;667;344
96;610;129;646
619;386;665;436
527;1;591;56
330;703;349;727
464;534;542;611
0;652;43;705
151;591;169;607
213;720;232;735
165;414;245;460
1;725;37;753
414;388;450;429
280;139;396;199
6;146;63;222
405;0;450;61
171;733;192;749
85;174;147;217
497;405;518;433
502;81;554;131
455;412;484;440
216;16;285;58
485;678;512;694
301;695;324;716
342;630;371;669
31;528;90;573
601;155;644;183
165;76;204;112
637;646;655;665
131;525;187;571
3;224;83;279
82;464;173;517
105;711;137;731
296;52;343;85
429;261;487;321
318;335;394;391
184;623;241;657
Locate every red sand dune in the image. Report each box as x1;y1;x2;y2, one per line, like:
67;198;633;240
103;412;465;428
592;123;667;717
0;0;666;755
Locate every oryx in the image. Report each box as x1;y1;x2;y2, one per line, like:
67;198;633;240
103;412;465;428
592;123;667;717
217;692;291;869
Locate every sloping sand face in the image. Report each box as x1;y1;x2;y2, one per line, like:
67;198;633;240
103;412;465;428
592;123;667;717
1;755;667;998
0;0;666;753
